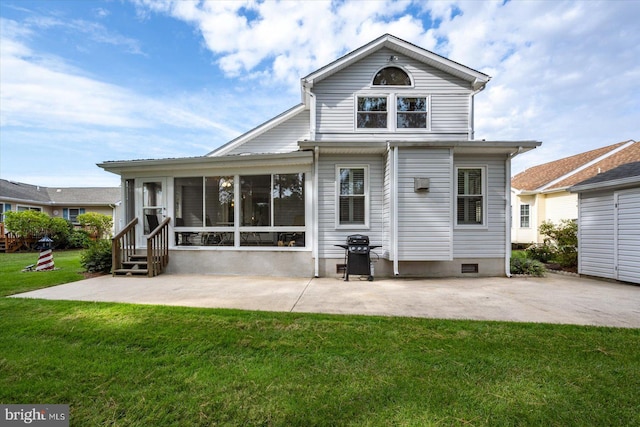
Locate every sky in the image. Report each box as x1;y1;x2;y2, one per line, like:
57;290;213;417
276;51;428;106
1;0;639;188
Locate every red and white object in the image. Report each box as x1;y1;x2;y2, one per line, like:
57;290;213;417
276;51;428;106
35;249;55;271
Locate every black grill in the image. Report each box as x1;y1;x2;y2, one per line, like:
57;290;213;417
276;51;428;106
336;234;380;281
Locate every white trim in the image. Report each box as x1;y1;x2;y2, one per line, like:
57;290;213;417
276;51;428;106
454;165;488;229
335;164;370;229
369;64;414;87
393;146;399;275
313;147;320;277
302;34;490;88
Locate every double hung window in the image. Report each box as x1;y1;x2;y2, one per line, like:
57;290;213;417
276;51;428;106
356;94;429;130
520;204;530;228
337;166;367;226
456;167;485;226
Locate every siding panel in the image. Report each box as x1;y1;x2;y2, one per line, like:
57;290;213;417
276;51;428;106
616;189;640;284
317;155;385;258
453;156;507;258
396;148;452;260
578;192;615;279
314;47;471;140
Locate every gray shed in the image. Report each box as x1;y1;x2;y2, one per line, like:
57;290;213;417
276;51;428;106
570;161;640;284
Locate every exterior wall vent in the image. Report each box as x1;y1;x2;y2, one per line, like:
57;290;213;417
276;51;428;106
461;264;479;273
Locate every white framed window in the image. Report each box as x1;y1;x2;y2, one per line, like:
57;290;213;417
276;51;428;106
455;166;486;227
520;204;530;228
355;94;430;131
336;165;369;228
63;208;85;223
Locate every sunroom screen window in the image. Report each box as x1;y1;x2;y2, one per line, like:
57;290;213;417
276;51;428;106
273;173;305;226
175;177;203;227
205;176;234;226
339;168;365;224
241;175;271;226
357;97;387;128
373;66;411;85
457;168;483;225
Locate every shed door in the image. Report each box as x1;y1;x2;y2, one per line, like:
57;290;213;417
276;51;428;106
615;189;640;284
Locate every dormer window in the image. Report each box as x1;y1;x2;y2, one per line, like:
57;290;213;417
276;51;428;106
373;66;411;86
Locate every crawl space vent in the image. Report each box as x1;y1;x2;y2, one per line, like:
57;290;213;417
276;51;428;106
461;264;479;274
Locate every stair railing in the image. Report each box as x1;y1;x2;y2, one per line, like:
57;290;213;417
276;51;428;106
147;217;171;277
112;218;138;276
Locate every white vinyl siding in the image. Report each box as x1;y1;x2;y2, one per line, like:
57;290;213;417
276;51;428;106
544;192;578;223
313;47;471;141
223;109;310;156
578;192;616;279
616;189;640;283
453;157;507;258
396;148;452;260
317;155;384;258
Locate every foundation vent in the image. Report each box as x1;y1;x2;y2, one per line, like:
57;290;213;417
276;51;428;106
461;264;479;274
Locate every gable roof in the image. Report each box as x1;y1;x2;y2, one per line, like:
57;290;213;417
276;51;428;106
207;34;491;158
511;139;639;192
0;179;120;206
302;34;490;89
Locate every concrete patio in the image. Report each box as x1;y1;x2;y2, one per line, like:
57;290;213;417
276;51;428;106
9;273;640;328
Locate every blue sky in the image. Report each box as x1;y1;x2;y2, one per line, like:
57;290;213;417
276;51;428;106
1;0;639;187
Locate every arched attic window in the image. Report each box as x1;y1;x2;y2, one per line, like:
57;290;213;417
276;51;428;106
372;66;411;86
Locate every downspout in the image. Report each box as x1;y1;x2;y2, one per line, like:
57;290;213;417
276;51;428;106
505;147;523;277
314;146;320;277
393;145;400;276
469;80;486;140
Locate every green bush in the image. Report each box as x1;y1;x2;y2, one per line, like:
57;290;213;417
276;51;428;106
68;229;91;249
77;212;113;239
525;243;556;263
510;257;546;276
80;240;112;273
539;219;578;268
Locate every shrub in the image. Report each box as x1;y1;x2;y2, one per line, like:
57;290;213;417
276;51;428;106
80;240;112;273
68;229;91;249
510;257;546;277
539;219;578;268
77;212;113;239
525;243;556;263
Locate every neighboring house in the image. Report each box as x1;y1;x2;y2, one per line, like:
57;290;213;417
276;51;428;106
511;140;639;244
570;161;640;284
0;179;121;228
99;34;540;278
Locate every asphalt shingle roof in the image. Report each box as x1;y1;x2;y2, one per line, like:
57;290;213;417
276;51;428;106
0;179;120;205
512;140;639;191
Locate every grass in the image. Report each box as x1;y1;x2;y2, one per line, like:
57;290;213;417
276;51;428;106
1;252;639;426
0;250;86;297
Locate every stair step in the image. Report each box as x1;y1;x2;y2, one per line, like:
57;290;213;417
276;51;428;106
113;269;149;276
123;261;148;267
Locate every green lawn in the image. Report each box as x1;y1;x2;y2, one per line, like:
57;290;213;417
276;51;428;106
0;250;85;297
1;252;639;426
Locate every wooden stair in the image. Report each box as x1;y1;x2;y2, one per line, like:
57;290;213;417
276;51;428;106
113;254;149;276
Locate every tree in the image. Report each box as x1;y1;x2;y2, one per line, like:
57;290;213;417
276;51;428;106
77;212;113;239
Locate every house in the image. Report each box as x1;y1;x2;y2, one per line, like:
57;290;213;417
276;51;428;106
570;161;640;284
98;34;540;278
511;140;639;245
0;179;121;227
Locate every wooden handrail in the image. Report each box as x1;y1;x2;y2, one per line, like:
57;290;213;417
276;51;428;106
146;217;170;277
112;218;138;275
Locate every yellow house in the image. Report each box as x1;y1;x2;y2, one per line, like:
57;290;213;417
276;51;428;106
511;139;639;244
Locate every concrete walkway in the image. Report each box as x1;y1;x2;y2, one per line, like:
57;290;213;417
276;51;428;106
9;273;640;328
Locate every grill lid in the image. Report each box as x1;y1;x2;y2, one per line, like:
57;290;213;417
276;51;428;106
347;234;369;245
